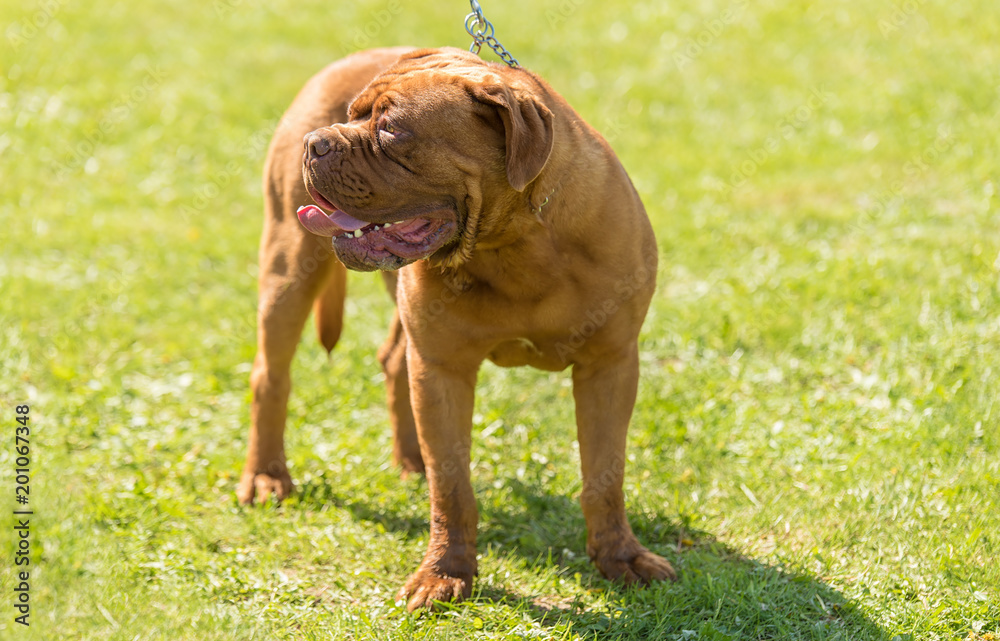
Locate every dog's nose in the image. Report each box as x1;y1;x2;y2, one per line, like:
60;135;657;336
304;133;331;157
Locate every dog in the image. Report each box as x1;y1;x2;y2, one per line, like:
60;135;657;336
238;46;675;610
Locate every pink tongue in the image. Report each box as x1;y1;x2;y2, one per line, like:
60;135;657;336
297;205;369;236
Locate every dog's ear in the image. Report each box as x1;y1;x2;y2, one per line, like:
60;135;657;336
471;83;555;192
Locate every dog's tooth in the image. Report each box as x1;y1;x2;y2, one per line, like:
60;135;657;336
373;225;380;231
353;229;363;238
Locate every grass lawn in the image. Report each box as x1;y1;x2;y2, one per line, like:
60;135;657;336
1;0;998;638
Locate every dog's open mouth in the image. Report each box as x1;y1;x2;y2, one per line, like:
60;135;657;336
297;190;457;271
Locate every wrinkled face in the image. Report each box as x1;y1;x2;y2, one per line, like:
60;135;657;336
299;57;501;271
298;49;555;272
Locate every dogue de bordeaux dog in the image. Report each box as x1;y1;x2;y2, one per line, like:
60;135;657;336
238;46;675;610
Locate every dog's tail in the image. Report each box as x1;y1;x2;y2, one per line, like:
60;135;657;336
313;264;347;354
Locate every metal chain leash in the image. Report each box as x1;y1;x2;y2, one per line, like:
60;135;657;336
465;0;519;68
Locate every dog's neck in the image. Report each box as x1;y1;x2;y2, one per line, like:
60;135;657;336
428;80;643;297
435;152;630;297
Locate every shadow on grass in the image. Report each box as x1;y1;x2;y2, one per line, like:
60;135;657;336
296;471;430;537
297;476;894;640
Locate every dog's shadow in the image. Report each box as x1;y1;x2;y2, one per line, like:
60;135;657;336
298;476;893;639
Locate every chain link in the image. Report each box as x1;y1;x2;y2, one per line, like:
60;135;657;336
465;0;519;67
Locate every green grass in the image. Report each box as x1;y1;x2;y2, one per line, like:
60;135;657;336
1;0;998;638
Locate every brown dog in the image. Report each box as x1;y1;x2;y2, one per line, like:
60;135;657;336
238;46;675;610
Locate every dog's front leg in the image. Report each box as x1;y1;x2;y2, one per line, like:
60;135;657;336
573;345;677;584
395;348;479;611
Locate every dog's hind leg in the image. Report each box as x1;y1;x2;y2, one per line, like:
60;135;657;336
238;146;343;505
378;273;425;476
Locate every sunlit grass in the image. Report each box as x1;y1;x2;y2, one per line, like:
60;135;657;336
1;0;998;639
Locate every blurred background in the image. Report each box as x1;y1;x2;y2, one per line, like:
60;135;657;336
0;0;997;639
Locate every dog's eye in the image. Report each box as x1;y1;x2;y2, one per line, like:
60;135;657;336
377;114;397;137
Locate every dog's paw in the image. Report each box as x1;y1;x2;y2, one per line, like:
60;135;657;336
592;539;677;585
396;567;472;612
237;468;293;506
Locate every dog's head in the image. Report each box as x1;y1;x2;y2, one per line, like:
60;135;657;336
298;47;555;271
